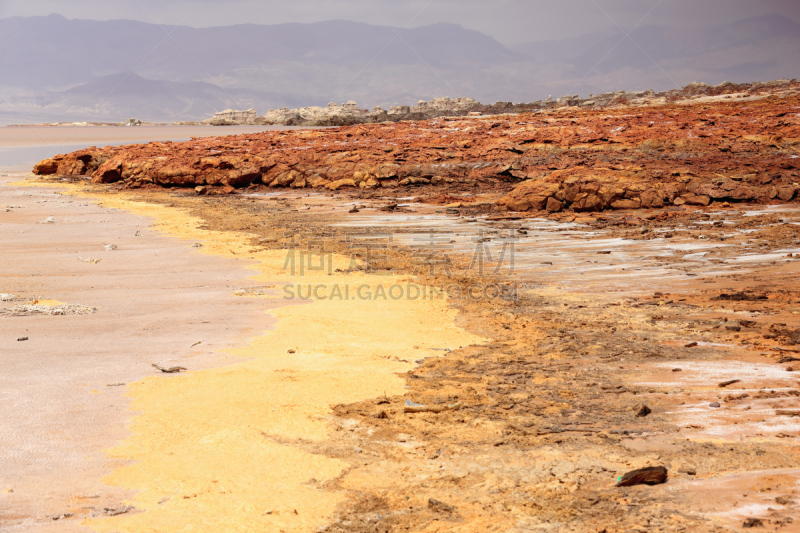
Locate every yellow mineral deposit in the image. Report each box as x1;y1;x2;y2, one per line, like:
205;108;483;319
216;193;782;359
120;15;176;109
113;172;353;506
28;299;65;306
48;192;485;532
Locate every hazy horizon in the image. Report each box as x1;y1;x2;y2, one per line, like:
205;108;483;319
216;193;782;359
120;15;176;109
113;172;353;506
2;0;800;47
1;1;799;125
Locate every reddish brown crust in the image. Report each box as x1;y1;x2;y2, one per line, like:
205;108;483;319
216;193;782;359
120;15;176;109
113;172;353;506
33;86;800;212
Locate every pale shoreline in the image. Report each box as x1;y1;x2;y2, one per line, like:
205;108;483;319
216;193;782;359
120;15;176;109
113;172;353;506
0;173;281;531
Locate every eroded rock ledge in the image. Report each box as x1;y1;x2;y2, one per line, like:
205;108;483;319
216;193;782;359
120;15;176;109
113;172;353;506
34;81;800;213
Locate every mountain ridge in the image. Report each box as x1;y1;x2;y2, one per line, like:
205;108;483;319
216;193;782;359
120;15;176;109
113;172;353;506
1;13;798;124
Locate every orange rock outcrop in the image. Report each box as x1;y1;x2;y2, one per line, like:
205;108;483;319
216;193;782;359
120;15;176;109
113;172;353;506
33;82;800;212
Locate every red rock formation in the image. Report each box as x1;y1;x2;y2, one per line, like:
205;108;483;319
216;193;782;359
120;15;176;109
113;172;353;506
33;83;800;212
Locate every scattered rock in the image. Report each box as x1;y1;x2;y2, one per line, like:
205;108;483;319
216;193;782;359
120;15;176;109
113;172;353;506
709;402;721;408
404;399;458;414
428;498;457;513
724;393;749;402
151;363;187;373
685;342;698;348
17;337;28;341
1;303;96;316
718;379;741;388
616;466;668;487
103;506;134;516
743;518;764;528
713;292;767;301
635;405;652;417
404;399;431;413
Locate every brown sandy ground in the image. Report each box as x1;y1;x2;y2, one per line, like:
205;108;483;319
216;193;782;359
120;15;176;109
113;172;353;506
26;173;800;532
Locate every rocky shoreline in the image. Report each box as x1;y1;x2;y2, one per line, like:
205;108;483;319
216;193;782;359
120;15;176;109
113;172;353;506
33;79;800;214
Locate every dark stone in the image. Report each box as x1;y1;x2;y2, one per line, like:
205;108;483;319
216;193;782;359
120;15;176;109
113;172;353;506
428;498;457;513
743;518;764;528
616;466;668;487
713;292;767;301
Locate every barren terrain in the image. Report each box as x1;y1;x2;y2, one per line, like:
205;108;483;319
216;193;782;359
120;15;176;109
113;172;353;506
4;85;800;532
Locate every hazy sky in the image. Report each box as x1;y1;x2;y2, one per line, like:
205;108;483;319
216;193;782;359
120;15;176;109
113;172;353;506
1;0;799;46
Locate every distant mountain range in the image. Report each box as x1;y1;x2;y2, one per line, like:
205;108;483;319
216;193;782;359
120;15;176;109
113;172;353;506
0;13;798;124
